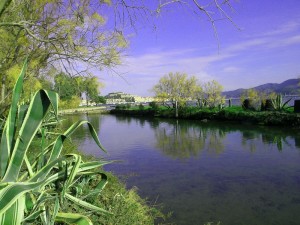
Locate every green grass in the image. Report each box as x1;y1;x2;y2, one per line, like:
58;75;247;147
79;173;166;225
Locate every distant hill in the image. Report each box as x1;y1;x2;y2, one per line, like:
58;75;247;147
223;78;300;98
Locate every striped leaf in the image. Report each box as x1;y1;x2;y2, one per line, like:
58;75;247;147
0;196;25;225
3;90;58;182
0;60;27;178
65;193;112;215
63;121;106;153
0;181;45;214
55;212;93;225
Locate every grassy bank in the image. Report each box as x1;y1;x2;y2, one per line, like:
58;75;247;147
110;105;300;127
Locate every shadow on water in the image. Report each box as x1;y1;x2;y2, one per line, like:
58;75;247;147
61;114;300;225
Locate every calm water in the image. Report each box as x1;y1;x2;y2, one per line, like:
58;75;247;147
62;114;300;225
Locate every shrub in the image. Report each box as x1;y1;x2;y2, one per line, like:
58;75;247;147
139;103;145;110
242;99;257;111
271;94;292;111
261;99;274;111
125;103;131;109
294;100;300;113
115;104;126;110
149;101;159;110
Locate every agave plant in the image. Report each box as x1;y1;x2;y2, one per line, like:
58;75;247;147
0;60;112;225
271;94;291;111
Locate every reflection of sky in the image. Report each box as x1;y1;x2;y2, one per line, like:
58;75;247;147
63;114;300;225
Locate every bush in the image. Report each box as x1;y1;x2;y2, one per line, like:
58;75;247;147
261;99;274;111
294;100;300;113
139;103;145;110
115;104;126;110
149;101;159;110
126;103;131;109
242;99;257;111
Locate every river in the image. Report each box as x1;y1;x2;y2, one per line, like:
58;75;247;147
62;114;300;225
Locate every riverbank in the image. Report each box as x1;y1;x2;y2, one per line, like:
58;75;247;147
59;106;110;115
110;106;300;127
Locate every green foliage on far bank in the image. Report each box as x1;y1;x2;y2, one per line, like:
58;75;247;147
110;105;300;127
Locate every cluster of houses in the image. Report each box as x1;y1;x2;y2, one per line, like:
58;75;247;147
80;92;154;106
104;92;154;104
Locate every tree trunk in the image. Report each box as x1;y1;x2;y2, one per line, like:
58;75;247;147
175;100;178;118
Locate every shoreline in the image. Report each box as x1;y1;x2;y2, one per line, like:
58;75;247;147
59;106;110;115
110;107;300;127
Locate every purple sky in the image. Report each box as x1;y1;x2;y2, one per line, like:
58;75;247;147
99;0;300;97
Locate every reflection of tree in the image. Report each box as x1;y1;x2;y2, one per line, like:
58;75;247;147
241;128;294;152
114;115;132;125
206;128;225;155
154;120;226;159
241;130;261;152
295;137;300;149
61;114;300;156
114;115;161;129
261;133;291;151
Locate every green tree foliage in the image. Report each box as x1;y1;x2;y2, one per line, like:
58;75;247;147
94;96;107;104
0;0;12;16
203;80;225;108
54;73;104;108
152;72;199;117
193;81;205;107
83;77;104;105
54;73;81;101
0;0;126;105
152;72;198;107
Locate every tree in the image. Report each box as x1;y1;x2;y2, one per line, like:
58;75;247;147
83;77;104;106
203;80;225;108
54;73;104;107
152;72;198;117
54;73;81;101
191;81;205;107
94;96;107;104
0;0;126;105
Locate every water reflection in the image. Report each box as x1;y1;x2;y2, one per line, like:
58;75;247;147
62;115;300;157
154;120;226;158
151;119;299;158
61;114;300;225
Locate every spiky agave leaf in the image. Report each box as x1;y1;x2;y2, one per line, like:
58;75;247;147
55;212;93;225
0;60;112;225
0;60;27;178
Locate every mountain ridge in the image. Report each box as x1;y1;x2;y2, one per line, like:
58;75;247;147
223;78;300;97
